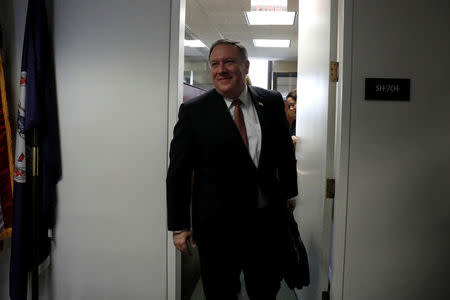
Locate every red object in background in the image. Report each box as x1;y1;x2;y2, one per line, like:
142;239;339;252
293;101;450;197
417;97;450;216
0;53;14;229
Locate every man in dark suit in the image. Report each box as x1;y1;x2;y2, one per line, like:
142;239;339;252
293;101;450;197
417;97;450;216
167;39;298;300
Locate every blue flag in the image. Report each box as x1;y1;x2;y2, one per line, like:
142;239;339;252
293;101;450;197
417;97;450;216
10;0;61;299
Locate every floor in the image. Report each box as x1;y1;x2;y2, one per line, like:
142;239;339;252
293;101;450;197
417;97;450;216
190;272;299;300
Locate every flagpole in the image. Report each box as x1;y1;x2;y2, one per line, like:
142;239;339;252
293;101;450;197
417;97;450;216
31;128;39;299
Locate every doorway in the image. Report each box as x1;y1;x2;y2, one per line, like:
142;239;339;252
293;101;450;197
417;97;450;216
167;0;347;299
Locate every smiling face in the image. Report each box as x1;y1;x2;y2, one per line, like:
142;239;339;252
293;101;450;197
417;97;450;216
209;44;249;99
287;97;297;115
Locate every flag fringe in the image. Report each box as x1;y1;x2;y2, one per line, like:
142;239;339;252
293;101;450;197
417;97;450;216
0;52;14;191
0;227;12;241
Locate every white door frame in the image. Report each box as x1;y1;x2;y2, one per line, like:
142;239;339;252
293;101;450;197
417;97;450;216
167;1;185;300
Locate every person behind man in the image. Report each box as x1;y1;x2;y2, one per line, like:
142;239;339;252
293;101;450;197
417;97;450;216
286;88;297;145
166;39;298;299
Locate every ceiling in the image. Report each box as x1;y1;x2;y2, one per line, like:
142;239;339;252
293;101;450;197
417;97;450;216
185;0;299;61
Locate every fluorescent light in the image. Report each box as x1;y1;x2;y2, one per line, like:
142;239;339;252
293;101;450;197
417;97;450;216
245;11;296;25
253;39;290;48
184;39;207;48
251;0;287;11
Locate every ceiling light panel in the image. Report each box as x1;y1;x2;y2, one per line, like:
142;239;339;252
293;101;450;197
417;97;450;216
184;40;207;48
245;11;296;25
251;0;287;11
253;39;290;48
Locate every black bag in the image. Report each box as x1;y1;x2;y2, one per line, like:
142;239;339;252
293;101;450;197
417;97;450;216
282;210;310;290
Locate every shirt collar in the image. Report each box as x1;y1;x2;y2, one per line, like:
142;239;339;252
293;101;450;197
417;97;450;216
224;85;250;108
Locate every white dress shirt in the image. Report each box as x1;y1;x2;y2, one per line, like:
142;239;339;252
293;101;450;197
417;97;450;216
225;86;273;207
223;86;262;168
224;85;297;208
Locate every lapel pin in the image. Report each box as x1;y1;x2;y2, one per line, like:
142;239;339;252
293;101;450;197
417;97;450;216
258;102;264;107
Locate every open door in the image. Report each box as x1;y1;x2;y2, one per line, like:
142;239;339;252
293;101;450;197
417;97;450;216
295;0;338;299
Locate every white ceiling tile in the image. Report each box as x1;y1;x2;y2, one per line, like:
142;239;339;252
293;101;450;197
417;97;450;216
186;0;298;60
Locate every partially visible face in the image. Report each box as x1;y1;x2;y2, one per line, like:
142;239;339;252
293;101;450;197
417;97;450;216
287;97;297;115
209;44;249;99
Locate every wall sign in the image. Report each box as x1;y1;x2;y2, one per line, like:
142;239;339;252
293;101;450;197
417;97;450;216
365;78;410;101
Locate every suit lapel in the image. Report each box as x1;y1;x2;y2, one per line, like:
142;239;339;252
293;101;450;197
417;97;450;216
248;86;266;129
248;86;267;170
208;90;254;166
209;90;237;136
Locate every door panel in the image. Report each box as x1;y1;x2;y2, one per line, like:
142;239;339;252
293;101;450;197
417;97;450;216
295;0;337;299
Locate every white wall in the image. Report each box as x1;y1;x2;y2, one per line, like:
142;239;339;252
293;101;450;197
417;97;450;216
1;0;174;298
338;0;450;299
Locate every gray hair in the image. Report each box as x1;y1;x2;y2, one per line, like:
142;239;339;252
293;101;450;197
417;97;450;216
208;39;248;63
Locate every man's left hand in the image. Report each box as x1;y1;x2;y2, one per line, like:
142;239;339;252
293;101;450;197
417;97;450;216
291;136;297;145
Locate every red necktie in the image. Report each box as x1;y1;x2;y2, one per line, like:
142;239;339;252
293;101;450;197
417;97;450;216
232;99;249;149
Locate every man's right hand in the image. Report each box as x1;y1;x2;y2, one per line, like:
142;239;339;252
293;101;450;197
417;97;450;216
173;230;196;256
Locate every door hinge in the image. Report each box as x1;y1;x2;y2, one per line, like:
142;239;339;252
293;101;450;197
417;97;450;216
326;178;335;199
330;61;339;82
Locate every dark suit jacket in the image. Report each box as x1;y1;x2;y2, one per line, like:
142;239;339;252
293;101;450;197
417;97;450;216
290;118;296;136
166;86;297;240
